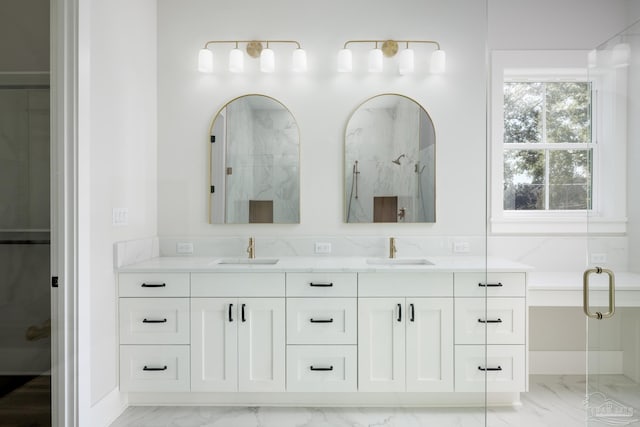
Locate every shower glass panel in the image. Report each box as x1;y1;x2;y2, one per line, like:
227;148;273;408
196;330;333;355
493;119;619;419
0;79;51;425
585;18;640;427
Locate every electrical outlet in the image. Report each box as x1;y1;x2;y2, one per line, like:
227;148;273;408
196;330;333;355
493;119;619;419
453;241;470;253
315;242;332;254
112;208;128;226
591;253;607;264
176;242;194;254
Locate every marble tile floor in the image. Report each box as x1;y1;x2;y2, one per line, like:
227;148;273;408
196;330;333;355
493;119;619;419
110;375;640;427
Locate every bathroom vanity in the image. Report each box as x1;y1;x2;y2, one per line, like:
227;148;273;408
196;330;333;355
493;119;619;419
117;256;528;406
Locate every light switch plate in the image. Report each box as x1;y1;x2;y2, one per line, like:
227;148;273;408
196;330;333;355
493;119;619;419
112;208;128;226
315;242;332;254
177;242;194;254
453;241;470;253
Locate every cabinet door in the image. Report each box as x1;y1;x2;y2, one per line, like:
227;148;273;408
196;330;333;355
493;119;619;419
238;298;286;392
358;298;406;392
406;298;454;392
190;298;238;392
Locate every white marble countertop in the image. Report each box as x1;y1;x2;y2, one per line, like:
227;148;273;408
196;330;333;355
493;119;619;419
117;255;532;273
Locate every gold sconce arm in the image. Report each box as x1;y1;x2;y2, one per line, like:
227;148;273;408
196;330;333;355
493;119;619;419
203;40;302;57
342;39;441;56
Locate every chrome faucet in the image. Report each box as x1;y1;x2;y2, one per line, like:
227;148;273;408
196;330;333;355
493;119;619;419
389;237;397;259
247;237;255;259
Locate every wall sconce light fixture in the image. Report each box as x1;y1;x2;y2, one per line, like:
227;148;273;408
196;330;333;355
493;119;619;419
198;40;307;73
338;39;446;75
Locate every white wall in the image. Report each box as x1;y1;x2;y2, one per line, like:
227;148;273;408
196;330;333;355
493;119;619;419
488;0;628;50
157;0;488;239
87;0;158;406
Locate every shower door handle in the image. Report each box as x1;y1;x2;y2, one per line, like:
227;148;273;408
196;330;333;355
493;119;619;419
583;267;615;320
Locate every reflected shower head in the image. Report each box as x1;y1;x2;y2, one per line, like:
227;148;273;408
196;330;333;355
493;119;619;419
392;154;405;165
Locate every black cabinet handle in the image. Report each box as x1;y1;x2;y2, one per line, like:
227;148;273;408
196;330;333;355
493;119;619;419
309;318;334;323
478;282;503;287
241;304;246;322
397;303;402;322
229;303;233;322
142;318;167;323
143;365;167;371
309;282;333;287
410;303;415;322
478;366;502;371
309;365;334;371
141;283;166;288
478;318;503;324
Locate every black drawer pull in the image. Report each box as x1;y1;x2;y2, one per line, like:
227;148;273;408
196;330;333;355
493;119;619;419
478;282;503;287
241;304;246;322
310;365;334;371
229;303;234;322
142;318;167;323
309;282;333;287
397;303;402;322
143;365;167;371
141;283;166;288
309;318;334;323
478;366;502;372
410;303;415;322
477;318;503;324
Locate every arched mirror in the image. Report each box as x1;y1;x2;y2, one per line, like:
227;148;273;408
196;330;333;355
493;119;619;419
345;94;435;223
209;94;300;224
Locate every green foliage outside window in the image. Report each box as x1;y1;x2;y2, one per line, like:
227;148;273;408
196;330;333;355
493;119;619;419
503;81;592;211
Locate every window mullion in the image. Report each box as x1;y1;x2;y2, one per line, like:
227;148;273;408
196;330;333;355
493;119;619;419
542;83;550;210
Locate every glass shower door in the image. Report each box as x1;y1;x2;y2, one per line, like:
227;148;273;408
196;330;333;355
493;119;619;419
584;18;640;427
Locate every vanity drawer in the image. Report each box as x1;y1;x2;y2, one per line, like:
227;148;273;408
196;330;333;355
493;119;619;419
287;298;357;345
358;272;453;297
455;298;525;345
119;298;189;344
119;273;189;297
119;345;190;392
286;273;357;297
454;345;525;392
191;273;285;297
286;345;357;392
454;273;525;297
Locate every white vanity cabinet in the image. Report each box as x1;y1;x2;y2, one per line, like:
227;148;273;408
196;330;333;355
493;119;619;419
190;273;286;392
285;273;358;392
358;273;454;392
453;272;527;392
118;273;190;392
117;262;528;403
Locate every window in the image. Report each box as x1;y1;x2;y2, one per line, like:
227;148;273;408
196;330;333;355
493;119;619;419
503;81;593;211
490;51;626;234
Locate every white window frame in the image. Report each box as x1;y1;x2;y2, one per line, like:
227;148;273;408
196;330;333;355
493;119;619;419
490;51;627;234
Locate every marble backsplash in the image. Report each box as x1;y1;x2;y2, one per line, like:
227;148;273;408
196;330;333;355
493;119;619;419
107;234;630;272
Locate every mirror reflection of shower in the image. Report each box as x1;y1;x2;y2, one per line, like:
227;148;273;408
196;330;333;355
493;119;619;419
392;154;406;165
344;94;436;223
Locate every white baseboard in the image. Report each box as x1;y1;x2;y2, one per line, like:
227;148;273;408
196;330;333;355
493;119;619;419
90;388;128;427
530;351;623;375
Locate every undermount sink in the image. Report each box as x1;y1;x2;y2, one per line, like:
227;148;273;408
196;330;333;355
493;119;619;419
366;258;434;266
214;258;279;265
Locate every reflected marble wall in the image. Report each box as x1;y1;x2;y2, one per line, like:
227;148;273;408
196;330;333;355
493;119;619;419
226;100;299;223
